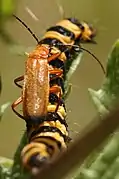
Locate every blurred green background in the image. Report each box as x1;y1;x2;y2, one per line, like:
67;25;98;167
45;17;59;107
0;0;118;159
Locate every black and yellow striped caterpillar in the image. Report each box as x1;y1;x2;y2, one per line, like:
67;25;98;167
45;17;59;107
12;15;105;170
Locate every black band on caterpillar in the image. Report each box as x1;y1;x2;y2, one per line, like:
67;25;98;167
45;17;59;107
29;126;69;143
39;38;70;56
50;77;65;93
49;93;66;108
47;25;75;40
26;112;68;130
36;136;62;149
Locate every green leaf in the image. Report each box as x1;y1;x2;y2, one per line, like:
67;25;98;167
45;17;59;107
0;157;13;169
0;102;10;121
0;157;13;179
74;39;119;179
88;39;119;115
1;0;15;17
10;132;29;179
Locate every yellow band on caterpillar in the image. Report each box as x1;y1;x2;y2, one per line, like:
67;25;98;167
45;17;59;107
47;105;66;118
33;137;61;156
32;131;67;148
43;31;74;45
39;120;68;136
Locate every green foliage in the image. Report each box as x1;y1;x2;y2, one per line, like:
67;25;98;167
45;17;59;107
0;76;11;178
0;102;10;120
64;52;83;99
0;0;17;44
88;40;119;114
74;40;119;179
0;0;15;17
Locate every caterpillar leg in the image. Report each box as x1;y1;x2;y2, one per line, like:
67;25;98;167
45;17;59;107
11;96;24;119
50;85;62;113
14;75;24;88
49;69;63;80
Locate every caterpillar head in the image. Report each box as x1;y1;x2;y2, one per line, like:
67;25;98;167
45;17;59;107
66;18;97;44
80;22;97;44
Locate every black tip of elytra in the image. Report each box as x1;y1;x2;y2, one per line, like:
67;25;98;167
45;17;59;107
26;115;46;127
